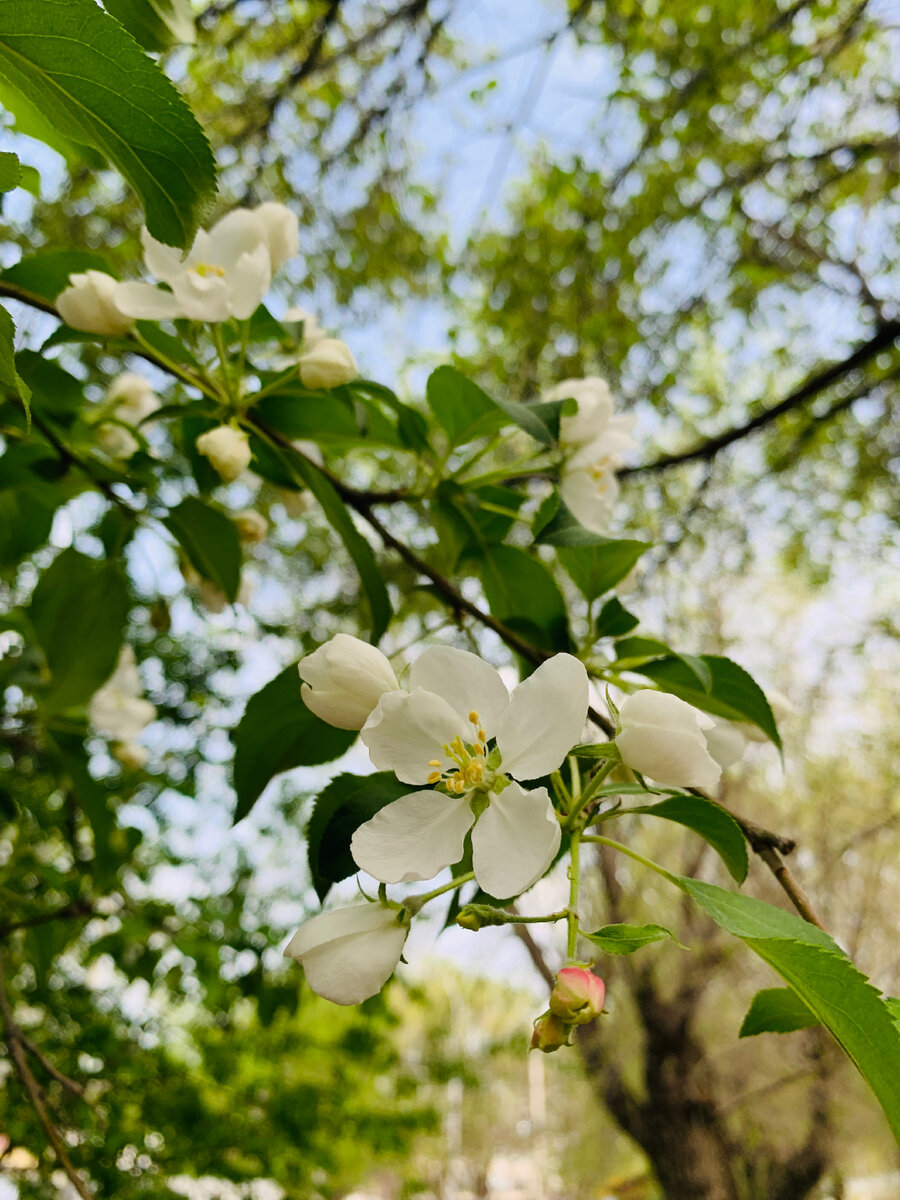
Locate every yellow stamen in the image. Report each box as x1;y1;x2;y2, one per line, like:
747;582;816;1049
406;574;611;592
193;262;226;278
478;728;486;742
427;771;441;784
428;759;442;767
468;710;479;723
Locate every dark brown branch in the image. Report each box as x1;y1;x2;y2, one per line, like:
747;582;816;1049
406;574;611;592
0;899;92;942
17;1031;88;1102
624;320;900;476
0;953;92;1200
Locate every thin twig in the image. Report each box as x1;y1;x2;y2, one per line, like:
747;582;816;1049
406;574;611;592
0;899;92;941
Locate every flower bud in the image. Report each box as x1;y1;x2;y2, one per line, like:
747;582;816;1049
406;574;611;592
57;270;134;336
549;967;605;1024
195;425;252;483
284;903;408;1005
615;689;722;790
299;338;359;390
455;903;510;930
106;372;158;424
530;1010;572;1053
703;717;748;771
299;634;400;730
233;509;268;544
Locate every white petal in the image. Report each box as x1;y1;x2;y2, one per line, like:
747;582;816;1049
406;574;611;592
619;689;714;734
497;654;589;780
472;783;561;898
171;272;232;322
227;244;271;319
141;226;187;284
704;718;748;771
408;646;510;737
361;688;464;784
283;904;407;1005
112;281;182;321
616;725;722;790
206;209;269;269
350;790;474;884
560;463;619;534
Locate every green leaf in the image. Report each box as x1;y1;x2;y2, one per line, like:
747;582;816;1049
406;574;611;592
585;922;684;955
307;772;415;900
0;150;21;192
678;876;900;1140
595;596;640;638
614;637;713;691
255;390;402;448
739;988;819;1037
0;0;216;247
557;539;649;603
478;544;569;653
283;452;391;642
231;665;357;824
425;365;506;448
0;485;59;568
29;549;129;710
626;794;749;883
636;655;781;748
102;0;195;51
1;249;112;301
163;497;242;603
0;305;31;422
569;742;623;762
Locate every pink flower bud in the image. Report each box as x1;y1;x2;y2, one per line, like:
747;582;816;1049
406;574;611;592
549;967;605;1024
530;1011;571;1053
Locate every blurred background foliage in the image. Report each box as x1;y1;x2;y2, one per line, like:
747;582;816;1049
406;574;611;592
1;0;898;1197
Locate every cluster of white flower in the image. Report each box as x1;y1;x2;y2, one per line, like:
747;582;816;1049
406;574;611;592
546;375;637;533
88;646;156;769
95;372;159;460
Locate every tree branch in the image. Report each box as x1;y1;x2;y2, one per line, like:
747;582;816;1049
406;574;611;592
0;899;92;942
624;320;900;476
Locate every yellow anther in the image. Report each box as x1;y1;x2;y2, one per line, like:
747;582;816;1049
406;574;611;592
473;742;484;757
468;710;480;724
478;728;486;742
428;759;442;767
194;262;226;278
427;771;441;784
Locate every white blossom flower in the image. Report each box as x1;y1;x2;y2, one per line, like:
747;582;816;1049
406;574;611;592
89;647;156;765
114;205;294;323
615;690;722;790
298;634;400;730
97;373;159;459
546;375;636;534
283;903;408;1005
253;202;300;271
195;425;252;482
233;509;268;544
703;717;748;771
351;648;589;898
56;271;134;336
284;306;329;350
299;338;359;390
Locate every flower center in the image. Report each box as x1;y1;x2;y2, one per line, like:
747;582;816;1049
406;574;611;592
427;710;489;794
193;262;227;278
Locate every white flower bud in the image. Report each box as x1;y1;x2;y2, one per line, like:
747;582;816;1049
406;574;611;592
57;270;134;336
254;202;300;271
89;647;156;746
284;904;408;1005
298;633;399;730
615;690;722;790
114;741;149;770
106;373;158;425
703;717;748;771
233;509;268;544
280;488;314;517
299;338;359;390
195;425;252;482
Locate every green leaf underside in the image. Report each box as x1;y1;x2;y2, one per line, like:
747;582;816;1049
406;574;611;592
739;988;819;1037
231;665;356;824
284;453;391;642
163;496;242;603
0;0;216;247
627;794;749;883
678;876;900;1139
557;539;649;603
595;596;639;638
636;654;781;747
29;548;129;710
307;772;416;900
586;922;683;955
102;0;194;52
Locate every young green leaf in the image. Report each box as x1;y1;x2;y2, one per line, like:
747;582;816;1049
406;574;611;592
585;922;684;955
426;365;505;448
557;539;649;603
595;596;640;638
0;150;21;192
738;987;819;1037
163;496;242;603
0;0;216;247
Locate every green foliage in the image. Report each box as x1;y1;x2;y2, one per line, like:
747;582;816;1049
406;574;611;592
231;664;357;823
29;548;129;710
479;543;570;652
0;0;215;246
102;0;195;51
0;148;20;191
624;794;749;883
0;303;30;420
163;495;242;602
739;987;819;1037
585;922;684;956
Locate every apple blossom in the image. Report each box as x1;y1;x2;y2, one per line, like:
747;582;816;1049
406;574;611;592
298;634;400;730
56;270;134;336
549;967;605;1024
89;647;156;766
703;717;748;771
283;903;408;1005
299;338;359;390
233;509;268;544
114;206;289;323
195;425;252;482
253;202;300;271
97;373;159;459
350;648;589;898
615;690;722;790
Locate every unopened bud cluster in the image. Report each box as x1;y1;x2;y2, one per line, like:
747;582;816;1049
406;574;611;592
531;967;606;1053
